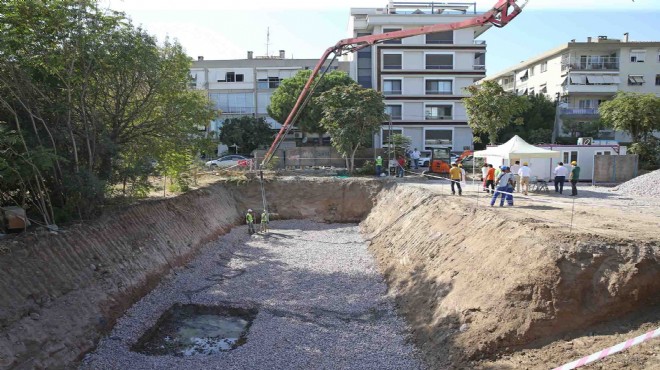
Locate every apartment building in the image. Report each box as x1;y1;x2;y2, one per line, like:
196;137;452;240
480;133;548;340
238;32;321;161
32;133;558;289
190;52;345;152
486;35;660;142
348;1;490;153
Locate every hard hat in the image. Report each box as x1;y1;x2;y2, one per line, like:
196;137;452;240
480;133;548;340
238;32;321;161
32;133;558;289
458;164;463;167
523;162;528;165
571;161;577;165
502;166;509;171
248;209;252;212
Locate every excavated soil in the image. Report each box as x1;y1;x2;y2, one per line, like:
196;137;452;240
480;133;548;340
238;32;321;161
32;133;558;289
1;176;659;369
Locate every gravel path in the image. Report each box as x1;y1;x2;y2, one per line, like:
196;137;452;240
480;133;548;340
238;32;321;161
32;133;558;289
80;220;423;370
615;169;660;199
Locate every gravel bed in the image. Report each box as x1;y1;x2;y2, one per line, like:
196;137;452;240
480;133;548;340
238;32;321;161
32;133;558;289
615;169;660;199
80;220;424;370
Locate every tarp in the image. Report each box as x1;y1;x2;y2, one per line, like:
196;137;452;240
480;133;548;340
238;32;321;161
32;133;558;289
474;135;560;159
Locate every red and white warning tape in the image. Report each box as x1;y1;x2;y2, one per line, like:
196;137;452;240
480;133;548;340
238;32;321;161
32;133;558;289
552;327;660;370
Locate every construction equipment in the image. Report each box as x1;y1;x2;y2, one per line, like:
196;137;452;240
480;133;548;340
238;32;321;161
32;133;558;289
427;148;452;176
260;0;528;167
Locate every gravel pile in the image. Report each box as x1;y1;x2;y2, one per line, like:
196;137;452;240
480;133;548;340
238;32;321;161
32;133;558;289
616;169;660;199
81;220;423;370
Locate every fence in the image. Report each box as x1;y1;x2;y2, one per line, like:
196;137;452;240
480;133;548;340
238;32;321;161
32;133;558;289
592;154;638;185
252;147;390;170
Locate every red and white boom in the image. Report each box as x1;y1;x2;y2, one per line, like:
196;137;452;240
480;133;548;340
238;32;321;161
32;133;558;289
261;0;527;166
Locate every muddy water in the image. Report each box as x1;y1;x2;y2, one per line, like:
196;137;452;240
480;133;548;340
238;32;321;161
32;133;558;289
132;305;256;357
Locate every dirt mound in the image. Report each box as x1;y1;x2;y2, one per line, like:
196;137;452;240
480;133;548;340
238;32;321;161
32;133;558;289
616;169;660;198
362;184;660;369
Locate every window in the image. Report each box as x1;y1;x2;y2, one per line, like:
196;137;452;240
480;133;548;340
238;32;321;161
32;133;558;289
236;74;244;82
382;128;403;146
596;151;611;156
529;87;535;95
474;53;486;70
383;54;402;69
520;70;529;82
656;74;660;86
424;129;453;147
356;36;373;88
530;66;535;76
257;77;282;89
425;79;452;95
425;105;452;120
425;54;453;70
226;72;235;82
383;28;402;44
383;79;402;95
426;31;453;44
578;99;593;109
562;151;578;164
385;105;402;120
630;49;646;63
628;75;645;86
541;61;548;73
540;84;548;93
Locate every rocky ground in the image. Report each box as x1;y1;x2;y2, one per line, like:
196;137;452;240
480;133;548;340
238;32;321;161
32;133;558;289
616;169;660;199
81;221;423;370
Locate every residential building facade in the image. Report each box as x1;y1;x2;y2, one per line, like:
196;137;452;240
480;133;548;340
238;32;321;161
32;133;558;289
190;52;345;153
348;1;491;153
486;35;660;142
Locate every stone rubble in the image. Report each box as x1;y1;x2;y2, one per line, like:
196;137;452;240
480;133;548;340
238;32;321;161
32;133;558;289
80;220;424;370
616;169;660;199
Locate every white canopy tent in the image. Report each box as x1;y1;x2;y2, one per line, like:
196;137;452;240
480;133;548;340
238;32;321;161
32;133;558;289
474;135;560;159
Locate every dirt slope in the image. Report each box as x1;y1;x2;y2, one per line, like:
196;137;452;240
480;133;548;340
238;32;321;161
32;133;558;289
362;184;659;369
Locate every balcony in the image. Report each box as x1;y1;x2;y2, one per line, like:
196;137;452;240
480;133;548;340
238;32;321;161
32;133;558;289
425;64;453;70
473;40;486;45
383;89;402;95
562;84;619;94
560;107;599;116
425;89;453;95
473;64;486;71
561;56;619;72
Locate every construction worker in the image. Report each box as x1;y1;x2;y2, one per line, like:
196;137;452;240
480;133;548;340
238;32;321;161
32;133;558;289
449;163;462;196
491;166;514;207
246;209;255;235
569;161;580;196
260;210;269;233
375;156;383;177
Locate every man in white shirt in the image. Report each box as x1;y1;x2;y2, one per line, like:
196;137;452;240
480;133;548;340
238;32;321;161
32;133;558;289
410;148;421;169
518;162;531;196
553;162;569;194
510;160;521;192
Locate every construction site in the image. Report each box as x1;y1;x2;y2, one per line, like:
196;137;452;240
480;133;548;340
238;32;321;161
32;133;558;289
0;172;659;369
1;0;659;369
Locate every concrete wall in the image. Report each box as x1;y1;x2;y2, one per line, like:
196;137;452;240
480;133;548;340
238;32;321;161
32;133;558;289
593;154;639;184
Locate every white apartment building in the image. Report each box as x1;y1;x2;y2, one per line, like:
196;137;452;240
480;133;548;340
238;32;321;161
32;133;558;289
348;1;490;154
486;35;660;142
190;52;345;152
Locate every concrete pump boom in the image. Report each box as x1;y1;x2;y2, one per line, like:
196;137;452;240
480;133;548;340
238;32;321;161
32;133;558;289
261;0;528;167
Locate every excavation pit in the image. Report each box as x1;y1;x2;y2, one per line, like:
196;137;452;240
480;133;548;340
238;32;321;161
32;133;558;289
131;304;257;357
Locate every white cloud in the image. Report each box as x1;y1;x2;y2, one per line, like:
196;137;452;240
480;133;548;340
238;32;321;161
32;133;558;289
101;0;659;11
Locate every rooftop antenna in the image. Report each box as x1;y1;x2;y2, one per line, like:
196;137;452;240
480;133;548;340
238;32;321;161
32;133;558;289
266;27;271;57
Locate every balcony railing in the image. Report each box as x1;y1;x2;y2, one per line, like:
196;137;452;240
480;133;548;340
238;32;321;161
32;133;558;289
560;107;599;116
383;90;402;95
473;64;486;71
502;83;514;90
425;115;453;120
383;64;402;70
473;40;486;45
426;64;453;70
425;90;453;95
561;56;619;71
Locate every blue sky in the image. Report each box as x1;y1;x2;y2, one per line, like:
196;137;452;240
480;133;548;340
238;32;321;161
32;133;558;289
102;0;660;76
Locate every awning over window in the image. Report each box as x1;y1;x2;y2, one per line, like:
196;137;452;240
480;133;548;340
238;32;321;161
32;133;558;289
540;84;548;93
569;74;585;84
586;75;604;84
628;75;645;84
612;75;622;84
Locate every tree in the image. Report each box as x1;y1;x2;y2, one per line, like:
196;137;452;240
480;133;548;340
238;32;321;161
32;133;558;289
499;94;556;144
0;0;216;223
218;116;275;155
561;119;602;139
599;92;660;143
318;84;386;172
464;81;529;145
267;70;355;134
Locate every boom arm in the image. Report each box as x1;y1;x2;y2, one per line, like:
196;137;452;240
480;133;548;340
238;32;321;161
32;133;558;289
262;0;527;167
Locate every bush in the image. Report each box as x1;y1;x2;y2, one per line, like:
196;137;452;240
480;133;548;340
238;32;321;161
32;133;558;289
354;160;375;176
630;137;660;171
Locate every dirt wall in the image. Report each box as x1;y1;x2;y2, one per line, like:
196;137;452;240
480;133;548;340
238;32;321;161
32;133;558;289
362;185;659;368
0;178;382;369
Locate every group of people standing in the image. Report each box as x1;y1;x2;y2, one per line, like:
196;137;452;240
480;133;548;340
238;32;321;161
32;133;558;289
374;148;423;178
245;209;269;235
553;161;580;196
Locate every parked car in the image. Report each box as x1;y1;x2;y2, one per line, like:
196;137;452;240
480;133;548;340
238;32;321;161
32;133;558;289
205;155;252;168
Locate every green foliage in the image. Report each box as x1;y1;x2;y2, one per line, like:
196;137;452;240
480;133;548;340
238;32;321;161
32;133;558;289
629;137;660;170
464;81;530;145
0;0;216;223
599;92;660;143
318;84;385;172
267;70;355;134
264;156;280;170
389;134;412;159
499;94;556;144
561;118;603;139
354;160;375;176
218;116;275;155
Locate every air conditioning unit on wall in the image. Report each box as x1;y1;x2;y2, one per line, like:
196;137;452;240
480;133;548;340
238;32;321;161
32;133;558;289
577;137;593;145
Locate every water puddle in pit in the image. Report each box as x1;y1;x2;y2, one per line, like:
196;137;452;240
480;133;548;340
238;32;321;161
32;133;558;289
132;304;257;357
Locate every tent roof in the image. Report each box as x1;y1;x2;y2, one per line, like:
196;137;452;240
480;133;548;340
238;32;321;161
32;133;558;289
474;135;560;159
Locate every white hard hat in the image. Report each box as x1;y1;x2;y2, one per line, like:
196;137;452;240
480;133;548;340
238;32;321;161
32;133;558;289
248;209;252;212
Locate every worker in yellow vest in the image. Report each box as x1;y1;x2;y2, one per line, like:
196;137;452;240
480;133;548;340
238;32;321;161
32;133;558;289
246;209;255;235
375;156;383;177
260;210;269;233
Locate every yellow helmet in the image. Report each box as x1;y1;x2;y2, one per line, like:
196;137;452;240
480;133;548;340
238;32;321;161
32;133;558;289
571;161;577;165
